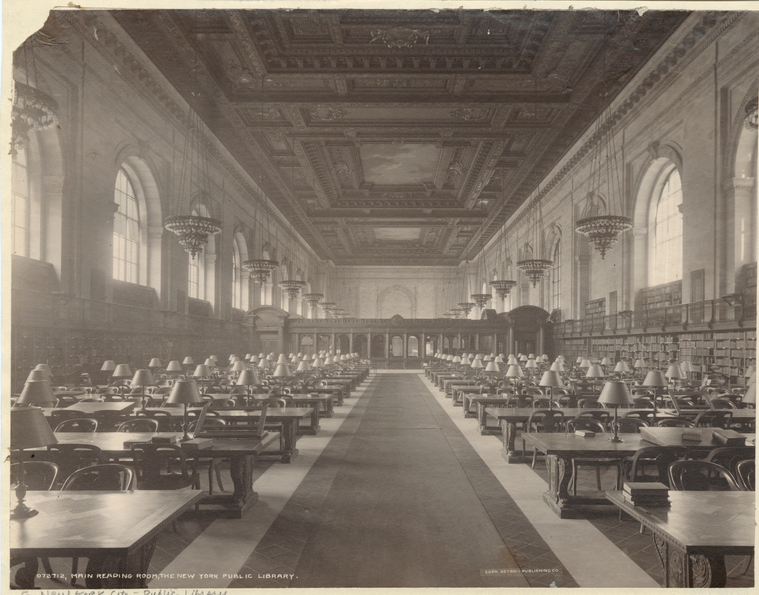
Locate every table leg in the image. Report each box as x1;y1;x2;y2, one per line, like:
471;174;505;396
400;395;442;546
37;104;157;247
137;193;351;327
299;406;321;436
453;389;462;407
499;419;524;463
280;419;300;463
323;397;334;418
11;556;38;589
476;403;501;435
85;536;157;588
652;535;727;587
541;454;577;519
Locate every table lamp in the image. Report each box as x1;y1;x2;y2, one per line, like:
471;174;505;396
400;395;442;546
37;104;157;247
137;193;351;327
237;369;260;405
598;380;634;442
312;357;324;377
525;358;538;376
742;382;755;408
272;359;293;394
613;361;628;376
642;369;668;422
504;364;523;379
470;357;484;377
550;360;565;373
111;363;133;398
131;369;156;410
601;357;613;371
507;355;518;366
539;370;563;410
11;407;58;518
192;364;212;394
494;354;504;364
26;369;49;383
204;357;216;368
745;366;756;386
579;358;592;370
166;379;204;441
166;360;184;377
100;359;116;383
249;354;260;366
296;357;311;375
148;358;163;372
665;362;685;384
16;379;56;407
182;357;195;374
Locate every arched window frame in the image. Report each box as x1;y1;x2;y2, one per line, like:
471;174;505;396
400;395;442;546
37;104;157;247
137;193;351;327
647;165;683;286
12;145;30;256
551;239;562;313
187;203;216;306
113;168;141;284
232;239;241;310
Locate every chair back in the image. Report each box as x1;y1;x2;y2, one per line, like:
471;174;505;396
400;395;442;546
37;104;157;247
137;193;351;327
54;418;98;433
577;398;599;409
45;444;103;486
526;409;565;433
614;418;649;433
532;398;553;409
188;417;226;432
577;410;612;423
117;418;160;433
55;395;80;408
694;410;733;428
735;459;755;491
655;417;695;428
506;395;532;408
209;398;237;409
632;397;654;409
130;443;197;490
566;417;606;434
705;446;755;476
61;464;134;491
668;460;741;491
135;409;174;432
624;409;656;422
11;461;59;490
256;397;288;409
630;446;687;486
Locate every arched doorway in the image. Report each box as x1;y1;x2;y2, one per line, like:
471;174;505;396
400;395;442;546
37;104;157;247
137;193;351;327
353;334;368;359
371;334;385;358
336;334;350;354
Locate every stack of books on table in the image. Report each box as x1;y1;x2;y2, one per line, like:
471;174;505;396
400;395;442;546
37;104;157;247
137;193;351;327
623;482;670;507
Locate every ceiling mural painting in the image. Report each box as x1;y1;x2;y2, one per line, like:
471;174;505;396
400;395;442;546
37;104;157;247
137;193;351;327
110;8;690;266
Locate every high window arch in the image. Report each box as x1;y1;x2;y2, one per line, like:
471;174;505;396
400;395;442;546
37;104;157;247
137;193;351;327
113;168;140;283
550;239;562;313
187;203;217;306
12;145;30;256
648;166;683;286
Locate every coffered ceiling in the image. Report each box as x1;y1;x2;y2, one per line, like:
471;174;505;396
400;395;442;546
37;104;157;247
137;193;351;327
112;9;689;266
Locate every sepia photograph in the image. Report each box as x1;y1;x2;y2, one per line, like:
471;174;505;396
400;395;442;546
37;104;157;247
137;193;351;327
3;0;757;591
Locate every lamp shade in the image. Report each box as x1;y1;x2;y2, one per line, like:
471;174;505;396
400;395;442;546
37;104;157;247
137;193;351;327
237;369;259;386
204;358;215;367
148;358;163;368
26;369;49;382
312;357;324;369
745;365;756;379
101;360;116;372
579;358;592;369
470;358;484;370
505;364;523;378
166;360;183;372
35;363;53;376
508;355;519;365
250;355;260;365
230;356;240;364
277;354;289;365
539;370;564;388
112;364;133;379
634;359;647;370
519;354;528;362
182;356;195;366
11;407;57;450
642;370;668;387
193;364;212;378
614;361;627;373
680;361;694;374
598;380;634;407
290;354;300;364
272;363;293;378
16;380;55;406
485;361;500;373
324;355;335;366
494;355;504;364
165;379;204;405
601;357;613;366
296;360;311;372
231;361;246;373
461;356;472;366
131;369;155;388
452;355;462;364
585;365;605;379
525;359;538;370
665;364;684;379
258;358;268;369
742;383;756;405
550;361;565;373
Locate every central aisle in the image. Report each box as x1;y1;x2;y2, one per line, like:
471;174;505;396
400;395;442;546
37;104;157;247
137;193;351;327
289;373;531;588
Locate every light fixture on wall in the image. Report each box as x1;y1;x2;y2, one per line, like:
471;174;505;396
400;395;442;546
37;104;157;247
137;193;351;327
516;191;552;287
164;108;222;259
574;107;631;259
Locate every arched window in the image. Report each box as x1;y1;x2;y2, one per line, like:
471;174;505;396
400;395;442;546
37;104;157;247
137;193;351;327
113;168;140;283
649;168;683;285
12;146;29;256
551;240;562;312
232;239;242;309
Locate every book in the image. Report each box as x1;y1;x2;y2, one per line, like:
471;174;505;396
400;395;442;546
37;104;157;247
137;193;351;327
623;482;669;496
712;429;746;447
123;439;150;449
180;438;214;450
681;430;704;442
575;430;596;437
624;494;671;507
151;435;177;444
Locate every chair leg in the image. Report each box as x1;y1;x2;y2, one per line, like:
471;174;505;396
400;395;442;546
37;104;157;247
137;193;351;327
741;553;753;575
41;557;54;576
214;460;224;492
595;466;602;491
207;463;214;496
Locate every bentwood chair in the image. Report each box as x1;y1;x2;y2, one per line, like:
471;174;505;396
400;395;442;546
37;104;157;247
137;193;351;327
116;418;160;433
668;460;741;491
54;418;98;433
187;417;227;493
694;410;733;429
61;464;134;586
704;447;756;478
10;461;59;491
130;443;200;491
735;459;755;491
522;409;565;468
565;418;621;494
44;444;103;488
655;417;695;428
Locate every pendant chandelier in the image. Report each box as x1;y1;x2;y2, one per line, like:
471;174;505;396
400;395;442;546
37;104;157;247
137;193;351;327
243;77;279;282
470;222;491;310
280;279;307;300
12;33;61;154
574;107;631;259
490;174;518;300
164;110;222;259
471;294;491;309
516;189;552;288
457;261;475;316
303;293;324;307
